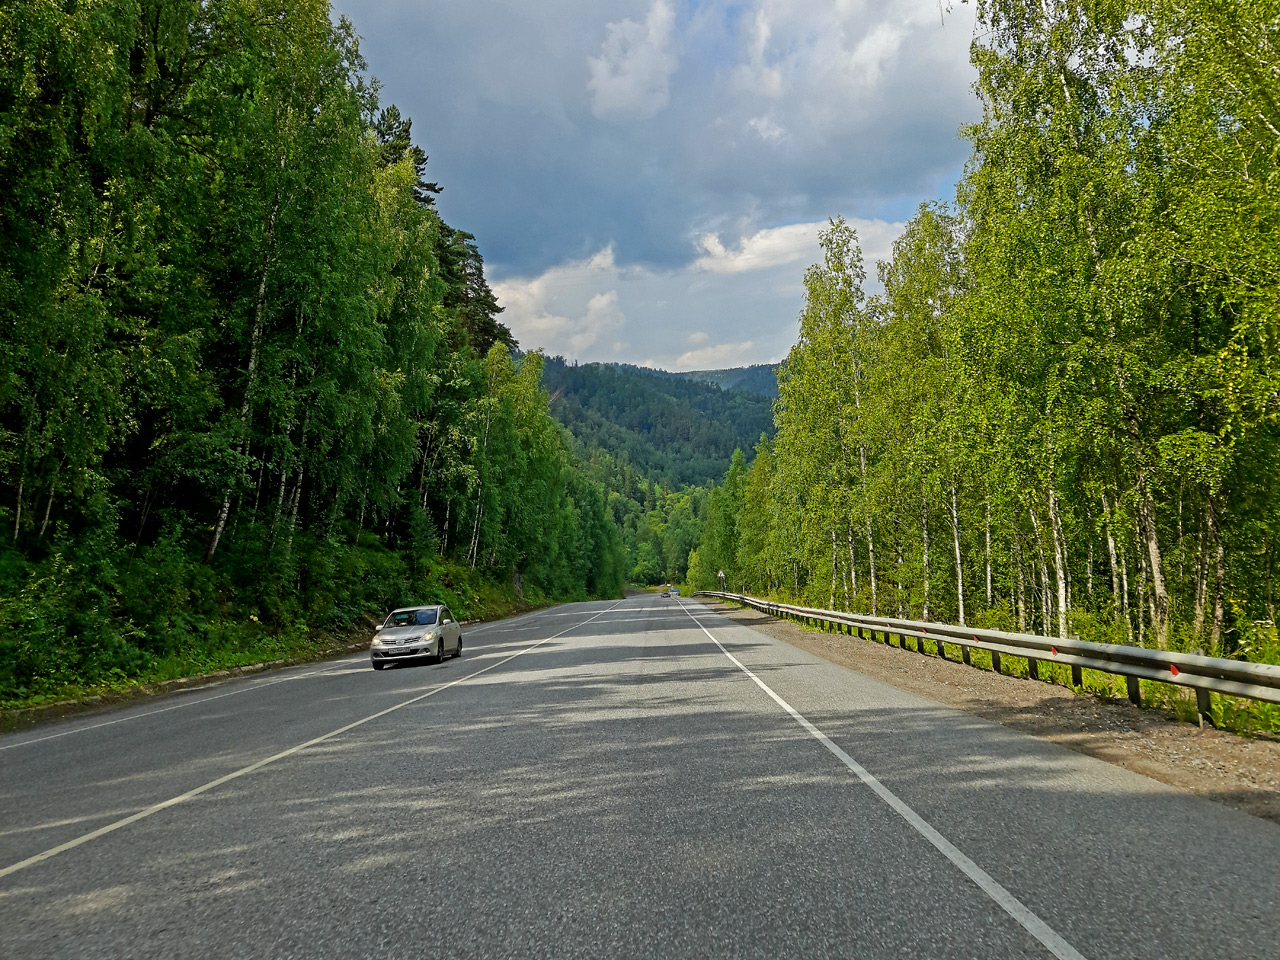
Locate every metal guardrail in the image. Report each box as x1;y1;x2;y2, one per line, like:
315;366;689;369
693;591;1280;725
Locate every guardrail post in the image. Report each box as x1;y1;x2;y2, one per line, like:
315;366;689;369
960;645;971;666
1027;658;1040;681
1126;675;1142;707
1192;649;1215;727
1196;687;1214;728
1071;665;1083;688
991;651;1002;674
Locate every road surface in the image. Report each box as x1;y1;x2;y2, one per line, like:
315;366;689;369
1;596;1277;958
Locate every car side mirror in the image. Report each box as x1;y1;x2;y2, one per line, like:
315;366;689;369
442;618;451;625
374;624;383;632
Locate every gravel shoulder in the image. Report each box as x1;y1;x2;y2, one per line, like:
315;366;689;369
702;599;1280;825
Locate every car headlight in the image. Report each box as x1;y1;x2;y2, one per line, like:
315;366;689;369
371;637;382;646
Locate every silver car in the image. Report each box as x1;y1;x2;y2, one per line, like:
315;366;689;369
370;605;463;670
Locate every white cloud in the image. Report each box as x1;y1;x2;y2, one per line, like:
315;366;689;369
694;223;819;274
575;290;627;352
493;215;907;370
730;9;783;98
587;1;678;120
849;22;906;87
671;340;757;371
694;218;905;277
748;115;787;143
491;247;629;356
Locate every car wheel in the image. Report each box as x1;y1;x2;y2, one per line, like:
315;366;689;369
433;640;444;664
372;660;386;671
454;634;463;658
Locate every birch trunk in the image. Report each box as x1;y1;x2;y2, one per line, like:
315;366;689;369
985;499;992;607
1048;490;1068;638
468;500;483;568
12;475;22;542
1138;482;1170;647
1119;541;1134;642
1210;503;1225;645
38;481;55;540
949;485;965;625
1101;494;1123;618
1016;541;1027;631
847;524;856;610
895;542;904;618
830;527;838;611
866;519;878;615
921;503;930;620
206;196;280;563
1194;504;1209;637
1029;507;1051;635
283;465;304;558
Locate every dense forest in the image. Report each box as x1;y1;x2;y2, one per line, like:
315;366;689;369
688;0;1280;720
539;357;772;587
674;364;780;399
541;358;773;488
0;0;623;706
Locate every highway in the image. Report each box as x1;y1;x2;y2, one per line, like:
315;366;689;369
1;595;1277;959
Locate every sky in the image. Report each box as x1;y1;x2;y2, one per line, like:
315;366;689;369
333;1;981;370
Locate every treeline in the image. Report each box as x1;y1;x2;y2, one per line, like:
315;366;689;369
675;365;780;399
690;0;1280;673
540;357;771;586
542;358;774;488
0;0;623;703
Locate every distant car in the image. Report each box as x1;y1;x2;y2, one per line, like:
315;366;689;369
370;605;462;670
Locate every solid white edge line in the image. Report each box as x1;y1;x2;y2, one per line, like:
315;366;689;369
678;599;1087;960
0;599;626;880
0;603;582;752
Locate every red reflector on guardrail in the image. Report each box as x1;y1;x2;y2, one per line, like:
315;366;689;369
1171;664;1180;677
1051;647;1058;656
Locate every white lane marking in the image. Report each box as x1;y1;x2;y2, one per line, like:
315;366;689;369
677;600;1087;960
588;616;692;625
0;599;625;880
0;657;369;752
0;605;586;752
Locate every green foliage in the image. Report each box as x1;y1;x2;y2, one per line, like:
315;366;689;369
0;0;622;707
689;0;1280;730
538;356;775;588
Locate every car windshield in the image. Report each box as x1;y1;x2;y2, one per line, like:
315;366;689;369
389;608;437;627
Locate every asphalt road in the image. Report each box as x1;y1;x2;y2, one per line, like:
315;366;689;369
1;596;1277;959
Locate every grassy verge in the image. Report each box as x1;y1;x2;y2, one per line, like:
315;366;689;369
0;578;559;727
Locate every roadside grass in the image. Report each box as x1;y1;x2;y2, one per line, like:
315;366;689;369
0;548;572;722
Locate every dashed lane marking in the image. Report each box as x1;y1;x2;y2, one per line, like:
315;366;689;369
0;599;625;880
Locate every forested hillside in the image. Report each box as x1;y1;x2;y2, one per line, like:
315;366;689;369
541;358;773;488
688;0;1280;727
537;358;772;588
675;365;780;399
0;0;623;707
